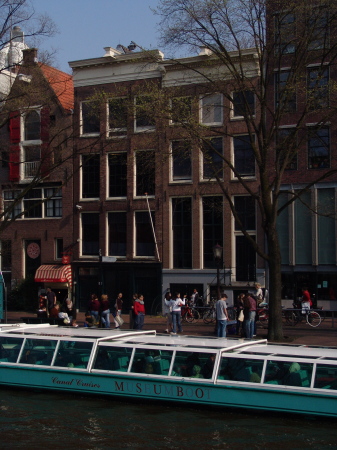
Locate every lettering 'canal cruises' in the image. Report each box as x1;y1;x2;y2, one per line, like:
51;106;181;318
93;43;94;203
0;324;336;417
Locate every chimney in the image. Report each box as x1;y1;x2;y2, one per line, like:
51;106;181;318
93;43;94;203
22;48;38;66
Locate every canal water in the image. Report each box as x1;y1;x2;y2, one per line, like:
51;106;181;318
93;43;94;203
1;388;337;448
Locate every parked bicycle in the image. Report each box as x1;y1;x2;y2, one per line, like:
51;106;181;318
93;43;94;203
181;303;200;323
284;300;322;328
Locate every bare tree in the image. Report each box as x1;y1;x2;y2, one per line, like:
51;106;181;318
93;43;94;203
154;0;337;339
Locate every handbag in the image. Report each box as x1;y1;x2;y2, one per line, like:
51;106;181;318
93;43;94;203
115;314;124;326
238;310;244;322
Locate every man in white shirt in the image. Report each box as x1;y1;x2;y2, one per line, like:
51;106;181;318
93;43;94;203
216;293;229;337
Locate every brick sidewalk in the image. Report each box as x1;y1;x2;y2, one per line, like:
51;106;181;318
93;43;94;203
3;310;337;347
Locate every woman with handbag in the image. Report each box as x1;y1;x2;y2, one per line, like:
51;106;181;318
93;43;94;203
235;293;245;337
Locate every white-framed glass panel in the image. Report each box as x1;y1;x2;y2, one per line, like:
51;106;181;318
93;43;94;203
202;137;223;180
23;188;43;218
134;96;155;131
172;197;192;269
170;96;192;124
81;212;100;256
294;191;312;264
200;93;222;126
233;135;255;177
171;140;192;182
276;128;298;171
3;190;22;219
135;211;155;257
307;67;329;110
81;154;100;199
108;97;128;136
232;90;255;118
275;12;296;55
24;110;40;140
275;71;296;112
23;145;40;178
135;150;155;197
308;126;330;169
203;196;223;269
307;8;329;51
81;101;100;136
108;212;127;257
108;153;127;198
317;188;336;264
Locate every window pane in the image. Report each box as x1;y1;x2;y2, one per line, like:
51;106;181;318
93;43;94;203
203;197;223;268
93;346;132;371
0;337;23;363
53;341;93;369
275;71;296;112
108;98;128;133
314;364;337;390
131;349;173;375
109;153;127;197
171;351;216;378
82;154;100;198
277;193;290;264
108;212;126;256
234;135;255;176
233;91;255;117
171;97;192;123
172;198;192;268
136;211;155;256
276;128;297;170
172;140;192;181
82;213;100;255
135;96;155;129
264;360;313;387
218;357;264;382
201;94;222;125
136;151;155;196
318;189;335;264
235;235;256;281
275;13;296;54
82;101;100;134
307;67;329;110
24;111;40;140
18;339;57;365
202;137;223;179
234;196;255;231
308;127;330;169
295;192;312;264
23;189;42;218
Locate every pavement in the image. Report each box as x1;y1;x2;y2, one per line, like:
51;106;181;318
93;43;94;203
3;309;337;347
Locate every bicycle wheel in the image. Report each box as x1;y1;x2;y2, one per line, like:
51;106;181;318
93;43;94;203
185;308;195;323
257;310;268;328
192;308;200;322
203;309;215;324
307;311;321;327
284;310;297;326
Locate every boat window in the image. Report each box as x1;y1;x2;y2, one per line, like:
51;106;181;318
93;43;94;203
18;339;57;365
94;346;133;372
53;341;93;369
264;360;313;387
218;357;264;383
0;337;24;363
314;364;337;390
171;351;216;379
131;349;173;375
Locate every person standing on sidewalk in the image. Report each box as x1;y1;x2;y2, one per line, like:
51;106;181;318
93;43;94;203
216;293;229;337
134;294;146;330
46;287;56;314
170;292;185;334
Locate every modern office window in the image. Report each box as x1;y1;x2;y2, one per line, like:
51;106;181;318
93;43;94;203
275;71;296;112
135;211;155;257
233;135;255;177
44;187;62;217
135;96;155;131
170;96;192;124
277;193;290;264
276;128;297;170
295;191;312;264
172;197;192;269
81;101;100;135
200;93;222;126
108;97;128;136
232;90;255;118
108;153;127;198
171;140;192;181
307;67;329;110
234;196;256;281
135;150;155;196
108;212;127;256
202;137;223;179
81;213;100;256
275;12;296;54
203;196;223;268
308;127;330;169
82;154;100;198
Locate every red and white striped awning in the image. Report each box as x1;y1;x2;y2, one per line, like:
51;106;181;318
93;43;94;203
35;265;72;288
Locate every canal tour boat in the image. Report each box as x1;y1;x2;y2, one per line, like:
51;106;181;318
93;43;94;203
0;323;336;417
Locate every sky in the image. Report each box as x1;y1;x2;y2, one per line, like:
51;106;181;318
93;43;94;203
29;0;170;73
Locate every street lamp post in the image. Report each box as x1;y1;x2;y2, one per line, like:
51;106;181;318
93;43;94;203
213;243;223;300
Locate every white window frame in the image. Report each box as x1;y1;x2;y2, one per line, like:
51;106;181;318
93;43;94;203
134;96;155;133
107;97;128;138
80;100;100;137
200;137;223;181
199;93;223;126
133;210;156;259
20;107;42;180
170;140;192;183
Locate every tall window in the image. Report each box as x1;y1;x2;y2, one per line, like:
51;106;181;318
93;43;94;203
275;71;296;112
135;96;155;131
233;135;255;177
0;240;11;270
81;213;100;255
135;211;155;257
81;101;100;136
24;110;40;140
202;137;223;180
55;238;63;260
307;67;329;110
170;96;192;124
135;150;155;196
276;128;297;170
44;188;62;217
308;127;330;169
82;154;100;198
295;192;312;264
3;190;22;219
317;189;336;264
108;212;127;256
23;189;42;218
108;97;128;136
203;197;223;268
200;93;222;126
171;140;192;181
275;12;296;54
232;90;255;118
234;196;256;281
308;8;329;51
22;110;41;178
108;153;127;198
172;197;192;269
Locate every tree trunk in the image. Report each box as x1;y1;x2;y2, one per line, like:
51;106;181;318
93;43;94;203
266;228;284;341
